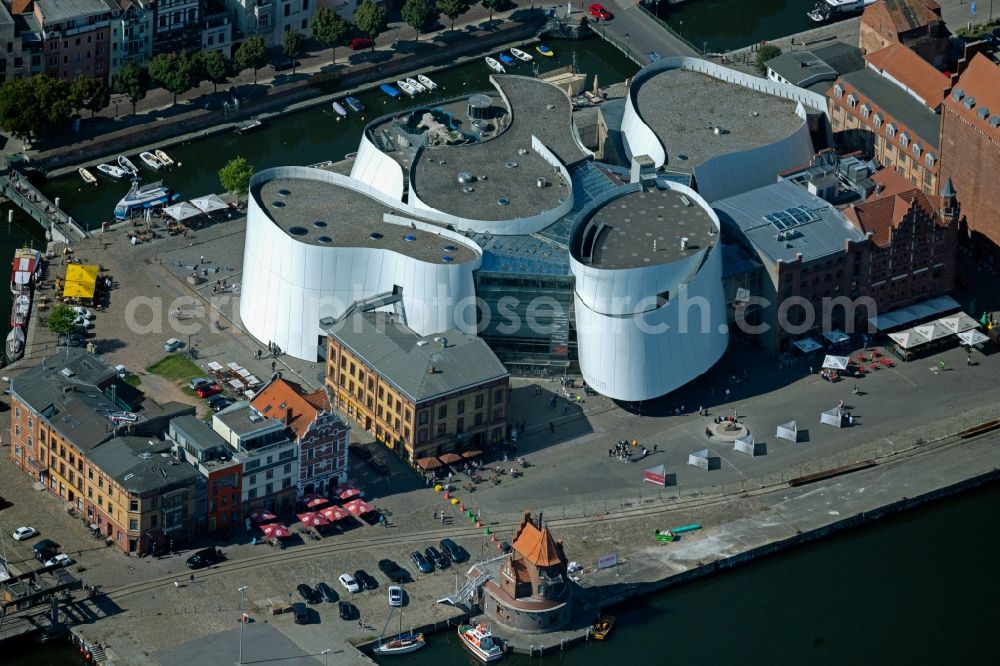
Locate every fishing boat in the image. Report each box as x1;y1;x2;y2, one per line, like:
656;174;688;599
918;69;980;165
117;155;139;178
397;79;417;97
11;247;41;295
536;44;555;57
510;47;533;62
417;74;437;90
5;326;25;362
485;57;505;74
498;53;515;67
78;167;98;186
592;615;615;640
96;163;127;179
332;100;348;117
406;77;426;94
154;149;175;168
139;151;165;171
457;623;503;663
345;96;365;112
380;83;402;98
373;602;425;656
235;119;264;134
114;180;173;220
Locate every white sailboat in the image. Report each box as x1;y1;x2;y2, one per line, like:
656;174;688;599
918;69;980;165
372;596;425;656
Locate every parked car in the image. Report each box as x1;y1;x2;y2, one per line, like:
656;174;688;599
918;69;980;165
588;3;612;20
338;573;360;593
297;583;321;604
33;539;59;562
388;585;403;607
410;551;433;574
316;581;338;603
378;559;408;583
349;37;373;50
195;383;222;399
189;377;212;390
12;526;38;541
440;538;469;563
338;600;355;620
210;398;234;412
164;338;183;352
367;457;388;475
186;547;223;569
354;569;378;590
271;57;299;71
425;546;449;569
59;334;86;347
44;553;74;568
292;602;308;624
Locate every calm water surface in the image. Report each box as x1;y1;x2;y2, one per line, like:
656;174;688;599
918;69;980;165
653;0;819;53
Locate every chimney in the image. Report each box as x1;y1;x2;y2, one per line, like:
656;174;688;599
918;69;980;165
285;407;293;426
427;366;437;374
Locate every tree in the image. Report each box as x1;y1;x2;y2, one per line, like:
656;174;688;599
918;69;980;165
0;75;73;145
219;156;255;203
355;0;388;48
437;0;469;31
200;50;232;93
111;62;150;114
235;35;268;84
482;0;509;23
282;30;307;74
312;6;351;63
755;43;782;76
402;0;437;39
69;76;110;118
149;51;198;105
46;304;78;339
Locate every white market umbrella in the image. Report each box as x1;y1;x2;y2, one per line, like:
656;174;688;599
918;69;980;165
163;201;202;221
190;193;230;214
821;355;849;371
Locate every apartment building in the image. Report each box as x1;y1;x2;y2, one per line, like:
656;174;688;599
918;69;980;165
151;0;199;54
169;415;244;536
31;0;117;82
226;0;314;47
111;0;152;73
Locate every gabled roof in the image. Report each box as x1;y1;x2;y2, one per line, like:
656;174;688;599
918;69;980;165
844;186;940;247
249;378;329;440
512;520;565;568
944;54;1000;134
865;0;941;34
865;43;949;109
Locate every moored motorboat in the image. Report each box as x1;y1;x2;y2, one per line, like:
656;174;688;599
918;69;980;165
332;101;348;117
536;44;555;57
78;167;98;186
406;77;426;94
96;163;127;179
592;615;615;640
235;119;264;134
458;623;503;663
5;326;24;361
485;57;505;74
154;149;175;168
117;155;139;178
372;632;425;655
11;246;42;295
807;0;875;22
345;96;365;112
10;292;29;328
397;79;417;97
380;83;401;98
114;180;173;220
510;47;532;62
139;151;165;171
498;53;515;67
417;74;437;90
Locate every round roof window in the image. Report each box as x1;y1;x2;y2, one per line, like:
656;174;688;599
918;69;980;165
442;256;454;263
313;221;328;228
318;236;332;244
497;197;510;206
288;226;308;236
443;244;457;252
404;234;417;242
505;161;518;169
278;189;291;196
272;201;286;208
369;232;384;240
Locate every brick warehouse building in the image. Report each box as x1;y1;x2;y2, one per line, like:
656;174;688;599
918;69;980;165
939;53;1000;257
859;0;948;68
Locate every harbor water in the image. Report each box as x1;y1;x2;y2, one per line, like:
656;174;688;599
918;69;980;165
650;0;821;53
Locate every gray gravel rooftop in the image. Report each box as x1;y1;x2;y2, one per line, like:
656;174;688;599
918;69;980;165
588;188;717;269
635;69;805;174
252;176;477;264
411;76;587;222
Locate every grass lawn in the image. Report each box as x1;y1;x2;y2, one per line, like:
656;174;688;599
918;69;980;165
146;354;203;385
124;374;143;387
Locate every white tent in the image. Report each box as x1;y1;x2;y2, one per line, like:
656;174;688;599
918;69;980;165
821;354;849;371
190;193;230;214
734;432;755;456
163;201;202;221
822;330;850;345
938;312;979;335
792;338;822;353
776;421;798;442
913;320;952;342
820;407;843;428
888;329;930;349
957;329;989;346
687;449;711;470
867;295;960;331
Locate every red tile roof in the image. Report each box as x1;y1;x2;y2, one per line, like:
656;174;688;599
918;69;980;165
250;378;330;440
944;53;1000;134
845;184;941;247
868;0;941;34
865;43;950;109
513;522;564;567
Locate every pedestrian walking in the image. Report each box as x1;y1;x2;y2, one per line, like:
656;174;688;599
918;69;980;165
939;361;945;370
809;366;813;375
271;361;276;373
199;255;204;264
967;355;972;366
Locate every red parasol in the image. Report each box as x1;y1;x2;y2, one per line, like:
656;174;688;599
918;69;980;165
320;506;350;522
248;508;277;524
301;492;325;503
296;511;330;527
339;488;361;501
343;498;374;517
259;522;291;539
305;496;330;509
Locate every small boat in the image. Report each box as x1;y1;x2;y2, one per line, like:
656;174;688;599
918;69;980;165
5;326;24;362
11;292;29;328
78;167;97;186
345;96;365;112
96;163;127;179
154;149;175;168
498;53;515;67
592;615;615;640
536;44;555;57
139;151;165;171
397;79;417;97
373;633;426;655
11;247;42;295
485;57;505;74
458;623;503;663
417;74;437;90
380;83;401;98
510;47;533;62
407;77;426;94
235;119;264;134
114;180;172;220
332;100;348;117
117;155;139;178
807;0;876;22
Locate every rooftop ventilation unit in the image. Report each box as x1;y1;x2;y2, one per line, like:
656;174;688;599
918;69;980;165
457;171;475;184
680;195;692;207
248;409;263;423
680;237;689;251
519;148;528;155
537;177;547;188
60;368;74;378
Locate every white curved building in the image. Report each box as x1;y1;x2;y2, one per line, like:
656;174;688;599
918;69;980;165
239;166;482;361
570;181;728;401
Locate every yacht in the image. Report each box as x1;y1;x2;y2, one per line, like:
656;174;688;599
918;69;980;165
807;0;876;22
406;77;426;94
114;180;173;219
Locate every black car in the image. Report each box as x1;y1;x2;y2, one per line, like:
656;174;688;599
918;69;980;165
410;550;433;574
440;538;469;564
210;398;234;412
316;582;338;603
354;569;378;591
186;547;223;569
366;457;388;475
297;583;321;604
377;559;407;583
425;546;449;570
33;539;59;562
338;600;355;620
292;602;308;624
271;58;299;71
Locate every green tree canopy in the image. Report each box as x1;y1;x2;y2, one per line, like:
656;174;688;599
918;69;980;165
111;62;150;115
755;43;782;75
235;35;268;84
219;156;255;202
69;76;110;118
200;50;232;93
438;0;469;31
46;304;78;338
0;75;73;145
402;0;437;39
355;0;388;46
149;51;198;105
482;0;509;23
312;6;351;63
282;30;307;74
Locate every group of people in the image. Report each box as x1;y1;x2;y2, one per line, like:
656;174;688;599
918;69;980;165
608;440;651;463
820;369;840;382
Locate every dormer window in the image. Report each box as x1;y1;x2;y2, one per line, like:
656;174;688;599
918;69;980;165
873;113;883;128
899;132;909;148
847;93;857;108
912;143;921;157
834;84;844;98
924;153;936;167
860;103;871;118
886;123;896;138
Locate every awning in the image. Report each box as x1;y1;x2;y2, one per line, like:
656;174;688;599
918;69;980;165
867;295;960;331
248;508;277;524
190;193;230;214
259;522;291;539
343;498;374;517
461;449;483;459
888;329;930;349
937;312;979;334
63;264;99;299
822;330;850;344
957;329;989;346
439;453;462;465
821;355;849;370
792;338;822;353
320;506;350;522
163;201;202;221
416;457;443;470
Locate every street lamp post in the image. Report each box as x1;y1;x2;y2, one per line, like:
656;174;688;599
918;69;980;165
238;585;248;665
321;649;331;666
